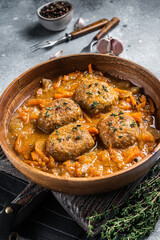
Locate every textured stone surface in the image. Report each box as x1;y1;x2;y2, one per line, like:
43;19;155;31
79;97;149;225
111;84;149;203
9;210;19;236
0;0;160;238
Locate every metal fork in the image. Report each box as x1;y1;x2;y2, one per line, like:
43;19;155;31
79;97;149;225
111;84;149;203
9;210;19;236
30;18;109;52
81;17;120;53
30;35;69;52
80;39;98;53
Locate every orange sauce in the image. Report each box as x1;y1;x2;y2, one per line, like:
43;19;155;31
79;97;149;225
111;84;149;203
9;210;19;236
8;68;159;177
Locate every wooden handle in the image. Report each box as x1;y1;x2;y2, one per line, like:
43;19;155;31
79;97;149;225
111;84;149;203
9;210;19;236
94;17;120;40
70;18;109;39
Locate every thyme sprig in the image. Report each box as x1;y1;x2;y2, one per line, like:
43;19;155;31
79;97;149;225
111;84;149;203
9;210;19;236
87;161;160;239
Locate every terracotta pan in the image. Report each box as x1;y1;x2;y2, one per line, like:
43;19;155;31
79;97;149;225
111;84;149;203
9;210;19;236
0;54;160;195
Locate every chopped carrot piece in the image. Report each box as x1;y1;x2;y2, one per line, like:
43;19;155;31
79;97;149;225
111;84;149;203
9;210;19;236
31;151;41;162
53;77;62;88
88;64;92;74
140;95;147;104
63;75;69;81
83;112;92;123
109;145;125;169
95;113;103;118
35;140;49;162
19;111;29;124
29;111;40;120
123;146;145;164
129;112;143;123
27;99;52;106
54;91;73;99
114;88;131;98
88;127;99;136
24;160;39;166
142;131;155;142
129;94;137;107
137;102;146;110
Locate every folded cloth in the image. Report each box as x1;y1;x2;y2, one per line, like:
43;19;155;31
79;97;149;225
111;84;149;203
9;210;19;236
0;147;159;239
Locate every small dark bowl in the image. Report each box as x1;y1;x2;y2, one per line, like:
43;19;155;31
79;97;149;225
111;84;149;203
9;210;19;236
37;1;73;31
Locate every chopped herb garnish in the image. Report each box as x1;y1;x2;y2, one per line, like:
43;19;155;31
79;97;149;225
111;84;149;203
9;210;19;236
142;118;148;122
76;136;81;140
110;113;117;117
86;92;93;95
73;118;76;122
73;126;78;130
67;153;70;158
95;83;98;86
55;105;61;109
119;127;123;130
91;101;99;109
122;124;126;126
63;102;67;106
50;139;54;145
130;120;136;128
57;137;62;142
45;111;50;117
66;135;70;141
46;106;53;110
119;135;123;138
84;84;86;88
66;106;72;110
88;84;92;88
109;126;117;132
120;120;124;124
56;124;60;129
118;110;124;115
107;121;112;126
77;124;81;127
56;130;59;135
119;116;124;120
102;85;108;92
98;90;101;95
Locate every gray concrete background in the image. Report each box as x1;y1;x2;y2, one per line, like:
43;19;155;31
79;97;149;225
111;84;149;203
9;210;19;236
0;0;160;239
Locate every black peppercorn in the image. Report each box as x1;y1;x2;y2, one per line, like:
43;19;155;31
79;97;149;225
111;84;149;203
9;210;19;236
40;1;71;19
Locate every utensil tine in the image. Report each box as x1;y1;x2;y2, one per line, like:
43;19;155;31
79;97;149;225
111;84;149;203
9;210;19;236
30;43;49;52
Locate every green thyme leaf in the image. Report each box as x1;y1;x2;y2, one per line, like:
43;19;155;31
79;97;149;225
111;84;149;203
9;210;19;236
109;126;117;132
118;110;124;115
75;136;81;140
86;92;93;95
45;111;50;117
91;101;99;109
102;85;108;92
46;106;53;110
110;113;117;117
130;120;136;128
66;135;70;141
119;116;124;120
57;137;62;142
107;121;112;126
